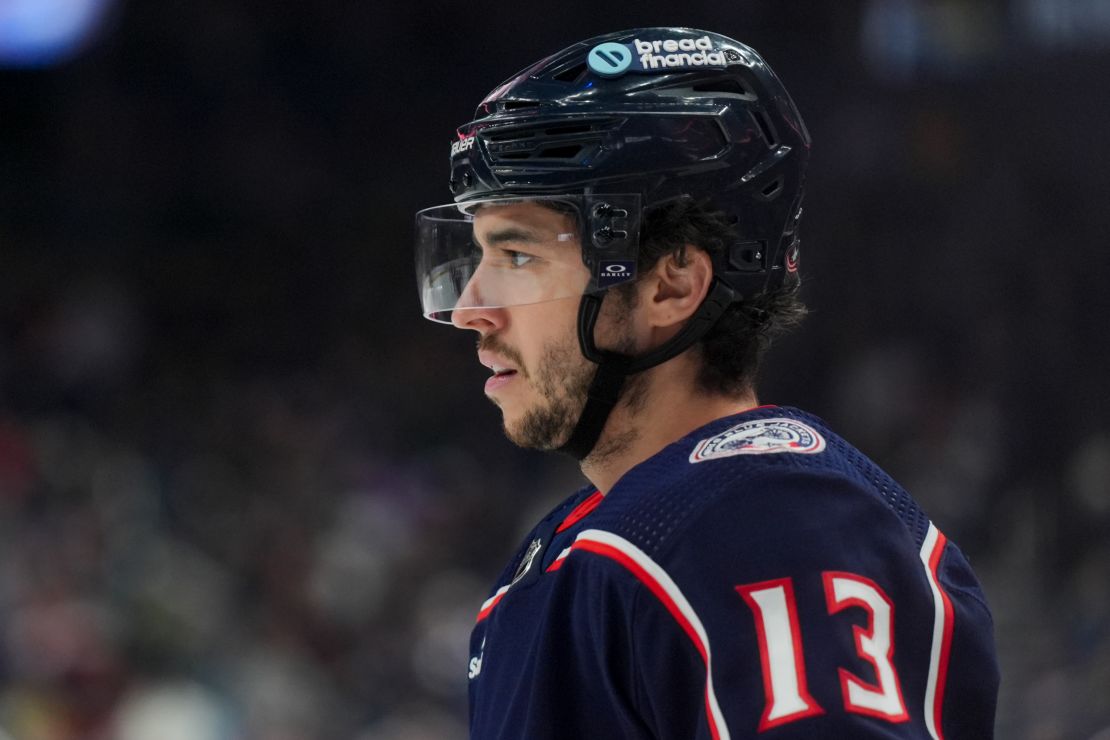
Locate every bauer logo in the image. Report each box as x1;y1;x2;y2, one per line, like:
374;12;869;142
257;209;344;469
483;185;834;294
587;35;727;78
689;417;826;463
451;135;476;158
597;261;636;288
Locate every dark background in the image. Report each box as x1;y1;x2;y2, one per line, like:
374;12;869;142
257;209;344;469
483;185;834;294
2;1;1109;737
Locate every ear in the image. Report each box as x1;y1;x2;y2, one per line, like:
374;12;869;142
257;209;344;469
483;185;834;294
642;246;714;330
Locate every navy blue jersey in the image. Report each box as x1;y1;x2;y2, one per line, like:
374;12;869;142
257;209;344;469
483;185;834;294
468;406;999;739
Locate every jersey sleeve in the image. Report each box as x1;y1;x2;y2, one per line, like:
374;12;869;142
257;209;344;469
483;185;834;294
561;470;998;739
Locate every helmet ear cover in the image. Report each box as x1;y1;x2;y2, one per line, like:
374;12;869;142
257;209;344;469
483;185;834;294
633;192;802;307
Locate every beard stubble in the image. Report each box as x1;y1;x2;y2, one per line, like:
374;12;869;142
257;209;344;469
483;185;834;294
479;288;644;455
479;333;594;450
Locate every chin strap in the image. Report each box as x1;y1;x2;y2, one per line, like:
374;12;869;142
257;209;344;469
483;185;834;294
557;278;739;460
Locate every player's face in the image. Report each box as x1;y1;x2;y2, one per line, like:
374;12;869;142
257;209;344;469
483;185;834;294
451;202;633;449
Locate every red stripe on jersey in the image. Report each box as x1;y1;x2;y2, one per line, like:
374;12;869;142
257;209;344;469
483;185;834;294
571;532;730;740
574;538;707;662
556;491;604;533
546;547;571;572
476;585;509;624
923;527;956;739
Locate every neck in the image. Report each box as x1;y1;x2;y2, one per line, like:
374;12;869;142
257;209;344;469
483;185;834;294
579;354;759;494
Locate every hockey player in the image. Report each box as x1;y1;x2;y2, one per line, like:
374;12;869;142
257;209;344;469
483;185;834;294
415;27;999;739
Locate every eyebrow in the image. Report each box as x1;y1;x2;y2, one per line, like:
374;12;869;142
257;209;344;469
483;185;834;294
479;226;545;248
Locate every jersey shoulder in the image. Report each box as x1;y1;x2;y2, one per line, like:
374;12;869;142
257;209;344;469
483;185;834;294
588;406;931;563
485;484;598;594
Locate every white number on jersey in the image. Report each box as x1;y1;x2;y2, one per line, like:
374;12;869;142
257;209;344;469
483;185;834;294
737;572;909;731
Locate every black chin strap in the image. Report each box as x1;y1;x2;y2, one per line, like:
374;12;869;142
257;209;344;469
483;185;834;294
557;279;739;460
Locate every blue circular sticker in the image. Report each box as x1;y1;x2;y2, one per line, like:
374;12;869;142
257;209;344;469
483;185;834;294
587;42;632;78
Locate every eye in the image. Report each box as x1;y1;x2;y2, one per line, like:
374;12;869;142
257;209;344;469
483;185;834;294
505;250;536;268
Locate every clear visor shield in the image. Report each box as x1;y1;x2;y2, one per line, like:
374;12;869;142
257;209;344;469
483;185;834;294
415;194;641;322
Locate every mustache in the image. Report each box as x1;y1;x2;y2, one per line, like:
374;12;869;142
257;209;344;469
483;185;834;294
478;336;528;378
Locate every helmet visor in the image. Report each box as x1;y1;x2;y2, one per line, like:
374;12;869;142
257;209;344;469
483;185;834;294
415;194;641;323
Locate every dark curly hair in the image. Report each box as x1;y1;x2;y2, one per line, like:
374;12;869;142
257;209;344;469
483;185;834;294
619;198;807;396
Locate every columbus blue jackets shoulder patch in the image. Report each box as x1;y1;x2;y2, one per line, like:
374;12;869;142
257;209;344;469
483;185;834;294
689;416;826;463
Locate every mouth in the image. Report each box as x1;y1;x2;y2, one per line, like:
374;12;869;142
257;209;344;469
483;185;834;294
478;348;522;394
485;366;518;393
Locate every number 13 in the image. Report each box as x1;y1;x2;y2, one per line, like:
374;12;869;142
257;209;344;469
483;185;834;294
736;572;909;732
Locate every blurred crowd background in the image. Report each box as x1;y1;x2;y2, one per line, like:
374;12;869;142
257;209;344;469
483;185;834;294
2;0;1109;737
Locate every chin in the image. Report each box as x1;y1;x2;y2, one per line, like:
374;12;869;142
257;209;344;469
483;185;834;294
501;418;539;449
503;412;574;452
496;408;529;443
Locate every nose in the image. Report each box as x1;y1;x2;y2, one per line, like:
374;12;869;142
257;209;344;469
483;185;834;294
450;272;507;334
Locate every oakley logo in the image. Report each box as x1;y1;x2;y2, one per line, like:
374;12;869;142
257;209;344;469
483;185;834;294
597;260;636;288
587;42;633;77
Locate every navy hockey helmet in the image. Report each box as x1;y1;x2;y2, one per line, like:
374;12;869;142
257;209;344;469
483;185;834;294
444;27;809;301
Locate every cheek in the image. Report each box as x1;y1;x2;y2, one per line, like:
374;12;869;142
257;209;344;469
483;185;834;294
593;294;643;353
512;300;581;363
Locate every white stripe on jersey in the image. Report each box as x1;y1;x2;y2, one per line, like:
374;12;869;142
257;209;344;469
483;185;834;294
572;529;731;740
918;522;954;740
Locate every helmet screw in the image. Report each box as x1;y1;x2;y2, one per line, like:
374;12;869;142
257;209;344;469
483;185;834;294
593;203;628;219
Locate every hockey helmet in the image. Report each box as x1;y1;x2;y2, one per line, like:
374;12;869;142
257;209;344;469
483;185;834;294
416;27;810;322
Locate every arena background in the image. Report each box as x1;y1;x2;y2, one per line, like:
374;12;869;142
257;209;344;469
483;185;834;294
2;1;1109;737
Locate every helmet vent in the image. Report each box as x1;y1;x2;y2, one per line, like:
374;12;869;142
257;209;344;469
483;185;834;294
760;177;784;199
480;118;618;164
483;119;618;139
539;144;584;159
543;123;592;136
751;110;778;148
484;128;536;142
502;99;541;111
491;144;586;162
552;62;588;83
691;79;754;99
